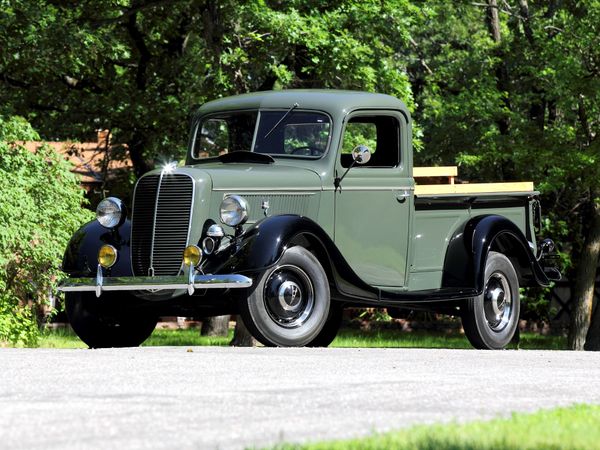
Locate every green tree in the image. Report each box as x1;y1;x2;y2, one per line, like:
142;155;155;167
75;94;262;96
0;0;417;177
409;1;600;349
0;116;93;346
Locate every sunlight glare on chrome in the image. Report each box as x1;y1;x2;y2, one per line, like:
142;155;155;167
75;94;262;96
161;161;178;173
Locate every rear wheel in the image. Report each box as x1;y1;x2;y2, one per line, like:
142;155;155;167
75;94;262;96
240;246;331;347
461;251;520;349
66;292;157;348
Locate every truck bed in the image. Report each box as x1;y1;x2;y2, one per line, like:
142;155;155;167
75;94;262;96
407;166;535;291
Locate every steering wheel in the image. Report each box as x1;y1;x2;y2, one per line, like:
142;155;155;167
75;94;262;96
290;146;324;157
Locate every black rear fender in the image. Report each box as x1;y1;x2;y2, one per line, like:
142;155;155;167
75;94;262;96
442;214;550;293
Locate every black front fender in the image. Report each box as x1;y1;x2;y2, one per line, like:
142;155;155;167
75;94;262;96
206;215;378;300
443;214;551;293
62;219;132;278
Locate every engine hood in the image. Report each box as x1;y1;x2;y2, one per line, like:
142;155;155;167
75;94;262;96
182;162;323;191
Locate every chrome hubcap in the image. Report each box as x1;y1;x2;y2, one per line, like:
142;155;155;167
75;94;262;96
483;272;512;332
278;281;303;312
264;265;314;328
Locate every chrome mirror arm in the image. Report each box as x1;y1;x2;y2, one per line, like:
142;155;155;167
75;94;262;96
334;145;371;192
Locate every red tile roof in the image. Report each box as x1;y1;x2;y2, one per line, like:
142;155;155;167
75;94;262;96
20;131;133;187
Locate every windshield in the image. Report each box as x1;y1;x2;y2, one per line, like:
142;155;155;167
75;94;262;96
192;110;331;159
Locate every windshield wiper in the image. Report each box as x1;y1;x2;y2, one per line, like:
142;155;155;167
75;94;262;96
263;102;299;139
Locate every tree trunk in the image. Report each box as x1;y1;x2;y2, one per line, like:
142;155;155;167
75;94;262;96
486;0;501;43
585;299;600;350
568;192;600;350
518;0;534;45
485;0;511;140
201;315;230;337
128;131;152;178
229;316;258;347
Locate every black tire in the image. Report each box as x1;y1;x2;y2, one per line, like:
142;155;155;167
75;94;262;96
65;292;157;348
461;251;520;349
240;246;331;347
306;303;343;347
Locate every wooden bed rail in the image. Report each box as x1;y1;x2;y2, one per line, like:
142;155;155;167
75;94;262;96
413;166;534;195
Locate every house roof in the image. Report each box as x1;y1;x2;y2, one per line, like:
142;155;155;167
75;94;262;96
20;137;132;185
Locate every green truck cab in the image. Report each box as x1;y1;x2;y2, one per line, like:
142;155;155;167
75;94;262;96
58;90;560;349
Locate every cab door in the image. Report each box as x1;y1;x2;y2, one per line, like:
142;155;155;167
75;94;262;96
333;111;413;288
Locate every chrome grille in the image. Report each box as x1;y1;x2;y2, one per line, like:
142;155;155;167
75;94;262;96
131;173;194;276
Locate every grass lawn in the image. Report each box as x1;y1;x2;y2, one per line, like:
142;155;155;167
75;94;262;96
272;404;600;450
37;326;566;350
331;328;566;350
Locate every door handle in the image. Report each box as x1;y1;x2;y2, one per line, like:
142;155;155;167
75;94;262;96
395;190;410;203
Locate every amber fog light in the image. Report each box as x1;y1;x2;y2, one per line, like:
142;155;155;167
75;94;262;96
98;245;118;268
183;245;202;267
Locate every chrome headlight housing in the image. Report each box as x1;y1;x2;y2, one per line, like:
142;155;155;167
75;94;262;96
96;197;126;229
219;195;249;227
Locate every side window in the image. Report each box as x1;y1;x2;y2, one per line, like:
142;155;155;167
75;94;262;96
340;115;400;168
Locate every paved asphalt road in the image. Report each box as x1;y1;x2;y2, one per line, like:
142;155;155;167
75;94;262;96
1;347;600;449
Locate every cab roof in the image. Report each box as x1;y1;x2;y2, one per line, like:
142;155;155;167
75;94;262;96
195;89;411;120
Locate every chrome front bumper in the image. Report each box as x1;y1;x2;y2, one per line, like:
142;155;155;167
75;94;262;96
58;267;252;297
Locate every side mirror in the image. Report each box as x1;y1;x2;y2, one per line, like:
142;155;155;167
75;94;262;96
352;145;371;165
335;145;372;191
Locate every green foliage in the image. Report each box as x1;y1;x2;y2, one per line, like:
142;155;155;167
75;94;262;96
275;404;600;449
409;2;600;310
0;116;93;346
0;0;418;172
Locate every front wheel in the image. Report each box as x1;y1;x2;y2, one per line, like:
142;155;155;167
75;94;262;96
66;292;157;348
461;251;520;349
307;303;343;347
240;246;331;347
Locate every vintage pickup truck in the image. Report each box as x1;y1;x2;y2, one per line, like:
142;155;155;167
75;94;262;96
58;90;559;349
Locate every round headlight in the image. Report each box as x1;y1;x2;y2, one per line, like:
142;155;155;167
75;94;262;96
96;197;125;229
98;245;118;268
220;195;249;227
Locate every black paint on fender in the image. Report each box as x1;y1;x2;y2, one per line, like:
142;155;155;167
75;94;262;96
62;219;133;278
442;214;551;292
207;214;552;306
204;215;379;301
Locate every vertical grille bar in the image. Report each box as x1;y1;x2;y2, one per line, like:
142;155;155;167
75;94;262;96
131;175;159;276
131;173;194;276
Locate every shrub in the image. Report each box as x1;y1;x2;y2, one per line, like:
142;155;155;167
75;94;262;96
0;116;93;346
